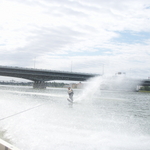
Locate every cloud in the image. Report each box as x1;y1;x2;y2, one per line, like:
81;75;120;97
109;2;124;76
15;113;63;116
0;0;150;80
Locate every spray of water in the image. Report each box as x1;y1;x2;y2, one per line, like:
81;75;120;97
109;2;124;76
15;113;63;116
76;76;102;102
75;74;142;102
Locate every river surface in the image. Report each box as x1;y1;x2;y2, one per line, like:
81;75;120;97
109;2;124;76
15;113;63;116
0;84;150;150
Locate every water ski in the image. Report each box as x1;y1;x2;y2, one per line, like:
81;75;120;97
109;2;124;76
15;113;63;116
67;98;73;103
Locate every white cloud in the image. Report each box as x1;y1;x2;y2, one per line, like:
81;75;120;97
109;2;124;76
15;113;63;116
0;0;150;80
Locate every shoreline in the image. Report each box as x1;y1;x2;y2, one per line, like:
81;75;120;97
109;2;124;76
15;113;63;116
139;90;150;93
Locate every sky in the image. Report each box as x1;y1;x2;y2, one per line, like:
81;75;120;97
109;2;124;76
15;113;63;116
0;0;150;81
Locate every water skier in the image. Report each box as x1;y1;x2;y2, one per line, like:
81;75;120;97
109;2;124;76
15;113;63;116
68;87;74;102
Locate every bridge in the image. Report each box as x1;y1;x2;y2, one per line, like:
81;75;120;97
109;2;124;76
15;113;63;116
0;66;99;88
140;80;150;86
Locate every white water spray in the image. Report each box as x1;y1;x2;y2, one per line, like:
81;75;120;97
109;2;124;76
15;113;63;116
75;74;141;102
76;76;102;102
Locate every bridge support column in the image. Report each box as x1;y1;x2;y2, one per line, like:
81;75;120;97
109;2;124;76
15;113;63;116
33;81;46;89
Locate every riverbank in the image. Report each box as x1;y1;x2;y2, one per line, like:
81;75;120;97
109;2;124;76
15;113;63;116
139;90;150;93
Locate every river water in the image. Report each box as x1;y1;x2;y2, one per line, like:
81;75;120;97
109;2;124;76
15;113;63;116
0;78;150;150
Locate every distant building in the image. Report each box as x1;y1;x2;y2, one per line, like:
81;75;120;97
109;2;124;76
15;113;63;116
116;72;126;75
66;82;84;89
77;82;83;88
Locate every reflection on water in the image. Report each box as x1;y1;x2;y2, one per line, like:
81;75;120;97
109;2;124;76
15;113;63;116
0;85;150;150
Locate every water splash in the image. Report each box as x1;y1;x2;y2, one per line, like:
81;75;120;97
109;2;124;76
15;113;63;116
75;74;141;102
76;76;102;102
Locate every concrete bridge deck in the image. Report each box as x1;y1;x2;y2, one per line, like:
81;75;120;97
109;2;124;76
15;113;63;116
0;66;99;88
0;66;150;90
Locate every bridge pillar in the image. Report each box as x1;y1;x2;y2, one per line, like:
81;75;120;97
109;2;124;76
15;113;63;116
33;81;46;89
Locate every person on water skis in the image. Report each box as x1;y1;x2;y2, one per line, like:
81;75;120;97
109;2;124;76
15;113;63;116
68;87;74;102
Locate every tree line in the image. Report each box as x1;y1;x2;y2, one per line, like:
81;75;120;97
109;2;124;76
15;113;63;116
140;86;150;91
0;81;66;88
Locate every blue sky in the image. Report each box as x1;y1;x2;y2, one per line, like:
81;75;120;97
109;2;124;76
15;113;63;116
113;31;150;44
0;0;150;81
